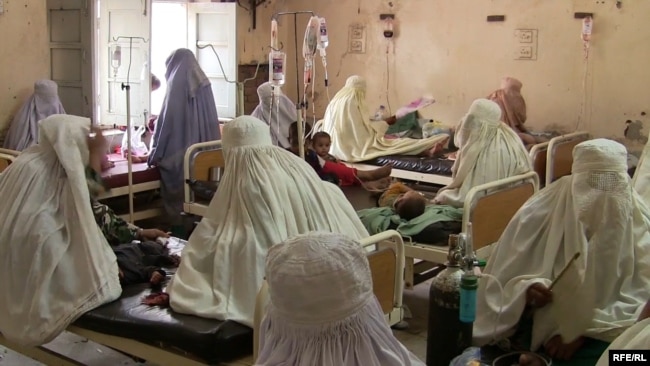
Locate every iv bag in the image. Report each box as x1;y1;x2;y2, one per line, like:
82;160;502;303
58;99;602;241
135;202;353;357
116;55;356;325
303;16;319;58
269;50;286;87
111;45;122;77
318;17;329;50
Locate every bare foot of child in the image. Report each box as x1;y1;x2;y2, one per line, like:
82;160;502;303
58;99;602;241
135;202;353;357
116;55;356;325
423;138;449;158
357;163;393;181
361;177;392;191
150;271;165;286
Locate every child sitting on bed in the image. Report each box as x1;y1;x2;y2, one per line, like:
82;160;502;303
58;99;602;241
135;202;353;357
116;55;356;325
113;241;180;287
378;181;428;220
307;130;393;186
287;122;340;185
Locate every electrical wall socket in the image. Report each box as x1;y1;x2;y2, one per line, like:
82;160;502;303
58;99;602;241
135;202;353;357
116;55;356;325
514;29;539;61
516;46;533;59
0;0;5;15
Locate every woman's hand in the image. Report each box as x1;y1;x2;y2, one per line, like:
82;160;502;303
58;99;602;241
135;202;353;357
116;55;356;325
138;229;170;241
88;126;108;172
526;283;553;308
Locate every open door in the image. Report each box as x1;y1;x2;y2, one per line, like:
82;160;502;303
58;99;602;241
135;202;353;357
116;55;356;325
47;0;93;117
97;0;151;126
188;2;237;119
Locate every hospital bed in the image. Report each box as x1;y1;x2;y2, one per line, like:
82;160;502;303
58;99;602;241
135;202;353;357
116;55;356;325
0;231;407;366
343;171;539;289
183;140;225;217
97;154;162;222
346;155;454;186
526;131;590;189
544;131;590;186
401;171;539;288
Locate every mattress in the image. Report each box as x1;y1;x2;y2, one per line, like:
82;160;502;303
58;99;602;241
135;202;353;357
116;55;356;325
74;238;252;363
102;154;161;189
363;155;455;176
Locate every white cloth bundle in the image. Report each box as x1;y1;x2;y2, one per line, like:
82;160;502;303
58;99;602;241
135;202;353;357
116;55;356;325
256;232;424;366
474;139;650;350
320;75;447;162
435;99;532;207
0;114;121;346
167;116;369;327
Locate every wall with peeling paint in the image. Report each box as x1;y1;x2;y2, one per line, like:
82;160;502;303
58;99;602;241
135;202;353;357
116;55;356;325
2;1;647;154
0;0;49;135
238;0;650;152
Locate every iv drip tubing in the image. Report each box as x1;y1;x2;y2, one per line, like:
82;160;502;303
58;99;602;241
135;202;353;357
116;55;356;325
270;11;317;159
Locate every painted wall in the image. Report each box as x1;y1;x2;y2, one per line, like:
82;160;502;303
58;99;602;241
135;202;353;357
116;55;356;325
0;0;49;135
2;1;648;151
237;0;650;152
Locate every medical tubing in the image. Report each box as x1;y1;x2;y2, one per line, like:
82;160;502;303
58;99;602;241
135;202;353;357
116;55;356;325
477;272;505;344
276;99;281;145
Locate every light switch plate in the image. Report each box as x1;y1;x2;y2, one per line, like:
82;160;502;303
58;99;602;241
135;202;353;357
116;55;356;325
0;1;4;15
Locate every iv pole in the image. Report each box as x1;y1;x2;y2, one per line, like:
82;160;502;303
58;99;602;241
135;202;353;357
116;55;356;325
272;11;315;160
196;43;262;117
112;36;148;224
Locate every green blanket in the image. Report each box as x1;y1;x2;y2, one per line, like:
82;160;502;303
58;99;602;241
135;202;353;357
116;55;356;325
385;111;422;138
357;204;463;236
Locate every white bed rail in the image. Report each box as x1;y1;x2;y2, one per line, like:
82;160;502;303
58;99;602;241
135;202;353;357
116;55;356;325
183;139;223;213
545;131;590;186
403;171;539;287
253;230;406;360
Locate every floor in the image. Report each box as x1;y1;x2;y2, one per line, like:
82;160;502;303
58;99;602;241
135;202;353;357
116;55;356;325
0;282;432;365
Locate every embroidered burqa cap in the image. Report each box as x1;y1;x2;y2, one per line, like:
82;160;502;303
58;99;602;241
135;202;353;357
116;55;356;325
256;231;425;366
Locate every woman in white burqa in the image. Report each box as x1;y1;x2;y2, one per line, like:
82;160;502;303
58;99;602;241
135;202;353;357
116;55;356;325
433;98;532;208
251;82;296;149
632;138;650;207
3;79;66;151
0;115;121;346
320;75;448;162
256;232;424;366
167;115;369;327
474;139;650;362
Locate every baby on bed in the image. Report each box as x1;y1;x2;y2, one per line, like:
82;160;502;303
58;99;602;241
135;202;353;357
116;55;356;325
378;182;428;220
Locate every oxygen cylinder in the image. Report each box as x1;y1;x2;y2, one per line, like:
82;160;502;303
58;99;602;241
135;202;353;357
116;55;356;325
426;234;473;366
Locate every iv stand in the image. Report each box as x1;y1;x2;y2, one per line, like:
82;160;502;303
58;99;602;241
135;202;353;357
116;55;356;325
112;36;148;224
196;42;262;117
272;11;315;160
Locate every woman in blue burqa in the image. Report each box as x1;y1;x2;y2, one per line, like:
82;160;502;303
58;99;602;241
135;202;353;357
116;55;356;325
148;49;221;223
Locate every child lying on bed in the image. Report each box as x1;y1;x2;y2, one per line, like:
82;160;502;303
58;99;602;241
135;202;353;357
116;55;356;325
378;182;428;220
114;241;180;287
305;129;393;186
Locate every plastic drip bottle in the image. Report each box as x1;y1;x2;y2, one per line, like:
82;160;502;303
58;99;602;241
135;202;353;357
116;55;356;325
459;274;478;323
318;17;329;49
269;19;286;87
